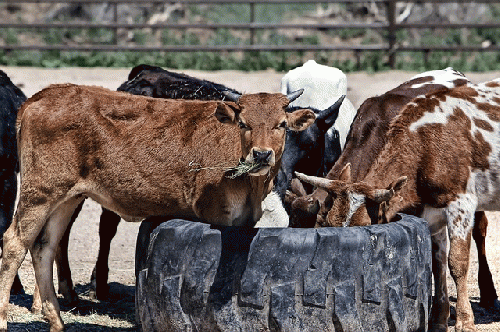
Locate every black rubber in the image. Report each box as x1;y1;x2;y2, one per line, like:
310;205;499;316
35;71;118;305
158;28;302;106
135;214;432;332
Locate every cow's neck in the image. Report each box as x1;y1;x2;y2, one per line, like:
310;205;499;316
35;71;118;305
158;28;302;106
248;169;275;220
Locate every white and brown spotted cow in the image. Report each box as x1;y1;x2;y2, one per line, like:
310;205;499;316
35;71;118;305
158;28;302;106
0;84;315;332
296;78;500;331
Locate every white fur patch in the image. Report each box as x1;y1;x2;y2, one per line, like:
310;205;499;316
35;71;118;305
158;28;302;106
445;194;477;240
409;92;500;134
409;67;466;89
344;192;365;227
408;100;451;132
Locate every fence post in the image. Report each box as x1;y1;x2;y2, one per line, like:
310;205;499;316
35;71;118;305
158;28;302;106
250;1;255;45
387;0;396;68
112;1;118;45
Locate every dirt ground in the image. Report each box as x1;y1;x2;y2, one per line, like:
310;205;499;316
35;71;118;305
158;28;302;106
2;65;500;331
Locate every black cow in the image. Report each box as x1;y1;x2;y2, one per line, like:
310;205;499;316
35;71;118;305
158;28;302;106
117;63;240;100
0;70;26;295
274;96;344;200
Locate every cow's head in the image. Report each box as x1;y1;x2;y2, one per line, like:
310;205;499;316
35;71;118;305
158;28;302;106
284;178;320;228
295;164;407;227
216;90;315;176
275;95;345;197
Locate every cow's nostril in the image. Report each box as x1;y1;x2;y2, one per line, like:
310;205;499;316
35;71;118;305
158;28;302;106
253;150;272;164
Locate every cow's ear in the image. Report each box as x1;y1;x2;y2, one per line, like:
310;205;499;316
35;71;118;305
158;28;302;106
366;176;407;203
215;102;240;124
286;109;316;131
388;176;407;193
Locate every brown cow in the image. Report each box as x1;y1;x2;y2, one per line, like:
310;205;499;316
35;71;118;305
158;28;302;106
296;78;500;331
0;84;315;331
286;68;498;309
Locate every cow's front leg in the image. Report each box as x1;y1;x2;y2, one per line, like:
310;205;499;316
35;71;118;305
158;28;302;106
89;208;121;300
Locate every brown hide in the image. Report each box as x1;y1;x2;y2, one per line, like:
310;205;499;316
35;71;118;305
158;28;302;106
16;84;312;226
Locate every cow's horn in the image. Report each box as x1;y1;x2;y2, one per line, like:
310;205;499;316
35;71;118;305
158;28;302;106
287;89;304;103
223;90;242;102
295;172;332;190
316;95;346;122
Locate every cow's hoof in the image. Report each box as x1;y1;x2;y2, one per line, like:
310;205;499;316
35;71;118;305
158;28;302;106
135;214;433;332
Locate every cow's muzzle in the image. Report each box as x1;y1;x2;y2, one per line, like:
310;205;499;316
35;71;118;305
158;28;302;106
246;148;275;176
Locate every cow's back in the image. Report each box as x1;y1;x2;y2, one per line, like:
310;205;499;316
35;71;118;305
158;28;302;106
366;80;500;213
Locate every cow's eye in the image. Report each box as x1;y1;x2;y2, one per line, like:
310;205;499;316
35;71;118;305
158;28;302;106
278;120;287;129
239;121;249;129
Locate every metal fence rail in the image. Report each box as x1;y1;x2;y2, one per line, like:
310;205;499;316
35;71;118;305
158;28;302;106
1;0;499;68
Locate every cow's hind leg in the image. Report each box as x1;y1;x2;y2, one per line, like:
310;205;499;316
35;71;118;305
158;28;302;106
0;196;56;331
472;211;498;308
32;200;84;314
31;197;84;332
447;200;476;332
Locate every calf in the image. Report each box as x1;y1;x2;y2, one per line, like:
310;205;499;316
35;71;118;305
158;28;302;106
0;84;314;331
295;78;500;331
276;60;357;197
0;70;26;296
55;64;243;302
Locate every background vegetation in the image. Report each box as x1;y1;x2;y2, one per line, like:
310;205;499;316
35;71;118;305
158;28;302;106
1;2;499;72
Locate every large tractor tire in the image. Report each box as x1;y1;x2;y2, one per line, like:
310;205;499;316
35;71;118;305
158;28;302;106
135;214;432;332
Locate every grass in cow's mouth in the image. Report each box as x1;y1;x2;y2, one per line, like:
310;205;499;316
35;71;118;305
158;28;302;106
225;160;263;179
188;160;263;178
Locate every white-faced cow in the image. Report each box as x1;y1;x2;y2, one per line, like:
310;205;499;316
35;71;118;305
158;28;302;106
0;70;26;296
276;59;357;198
0;84;314;331
296;78;500;331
